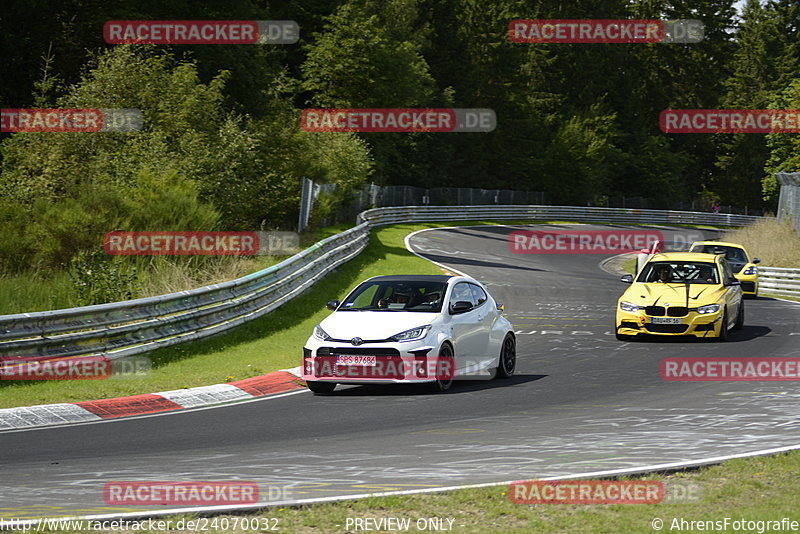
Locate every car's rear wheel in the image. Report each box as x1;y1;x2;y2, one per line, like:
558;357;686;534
433;343;455;392
307;381;336;395
496;334;516;379
716;310;729;342
734;301;744;330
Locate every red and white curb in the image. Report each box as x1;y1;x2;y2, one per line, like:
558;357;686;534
0;368;305;431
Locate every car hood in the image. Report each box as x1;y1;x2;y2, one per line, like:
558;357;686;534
319;311;439;340
620;283;725;306
729;262;746;274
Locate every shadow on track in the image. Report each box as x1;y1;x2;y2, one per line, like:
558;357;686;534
318;374;548;397
623;325;771;343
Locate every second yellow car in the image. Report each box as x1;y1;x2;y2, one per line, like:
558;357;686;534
689;241;760;298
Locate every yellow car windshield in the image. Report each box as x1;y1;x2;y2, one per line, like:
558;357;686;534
637;262;719;284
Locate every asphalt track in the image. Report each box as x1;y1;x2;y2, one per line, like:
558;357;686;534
2;224;799;520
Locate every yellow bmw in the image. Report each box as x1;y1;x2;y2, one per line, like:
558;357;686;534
615;252;744;341
689;241;760;298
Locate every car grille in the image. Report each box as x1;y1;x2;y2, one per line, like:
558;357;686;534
644;324;688;334
694;323;715;331
667;307;688;317
741;282;755;292
620;321;640;330
644;306;688;317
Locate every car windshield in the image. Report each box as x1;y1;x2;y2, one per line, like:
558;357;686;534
637;261;720;284
339;280;448;312
690;244;747;263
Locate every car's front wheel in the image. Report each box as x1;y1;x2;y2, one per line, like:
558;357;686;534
734;301;744;330
716;310;729;342
433;343;455;392
496;334;516;378
307;381;336;395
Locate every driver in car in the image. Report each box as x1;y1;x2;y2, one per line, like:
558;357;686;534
653;265;672;283
698;265;715;283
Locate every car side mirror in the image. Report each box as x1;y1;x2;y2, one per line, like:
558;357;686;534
326;299;340;311
450;301;473;315
753;258;761;264
727;278;740;286
496;302;504;312
620;274;633;284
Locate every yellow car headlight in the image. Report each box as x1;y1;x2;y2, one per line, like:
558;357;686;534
619;301;640;313
697;304;720;315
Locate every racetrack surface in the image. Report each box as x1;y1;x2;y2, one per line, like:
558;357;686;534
2;224;799;520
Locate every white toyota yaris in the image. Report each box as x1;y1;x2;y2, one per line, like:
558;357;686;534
302;274;516;394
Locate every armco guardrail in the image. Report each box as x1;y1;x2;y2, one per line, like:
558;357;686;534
0;223;369;361
758;267;800;297
0;205;769;362
358;205;762;227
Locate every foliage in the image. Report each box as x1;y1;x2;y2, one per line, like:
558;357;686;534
69;249;139;306
0;0;798;283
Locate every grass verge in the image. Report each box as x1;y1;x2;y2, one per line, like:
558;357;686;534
0;225;351;315
45;450;800;533
721;218;800;267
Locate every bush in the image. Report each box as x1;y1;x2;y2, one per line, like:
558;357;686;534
69;249;139;306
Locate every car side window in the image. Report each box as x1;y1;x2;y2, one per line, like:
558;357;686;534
469;284;487;307
449;282;475;309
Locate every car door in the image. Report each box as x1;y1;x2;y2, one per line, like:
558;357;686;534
448;282;481;369
720;258;742;328
468;283;494;368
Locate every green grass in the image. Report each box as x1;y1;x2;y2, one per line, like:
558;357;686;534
0;270;76;314
622;258;637;275
0;225;351;315
43;450;800;533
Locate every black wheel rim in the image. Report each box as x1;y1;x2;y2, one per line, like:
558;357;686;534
502;337;516;374
437;345;453;388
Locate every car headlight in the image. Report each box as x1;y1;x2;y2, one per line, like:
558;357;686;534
742;266;757;275
619;301;640;313
313;324;332;341
697;304;720;315
390;325;431;342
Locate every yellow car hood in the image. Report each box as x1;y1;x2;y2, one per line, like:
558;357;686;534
620;283;725;306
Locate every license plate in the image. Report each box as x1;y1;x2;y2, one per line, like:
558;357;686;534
651;317;682;324
335;355;376;366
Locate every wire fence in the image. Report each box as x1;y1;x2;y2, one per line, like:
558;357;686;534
776;172;800;233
